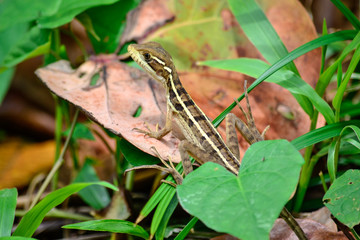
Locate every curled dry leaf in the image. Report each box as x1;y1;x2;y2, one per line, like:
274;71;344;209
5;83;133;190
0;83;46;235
36;55;182;162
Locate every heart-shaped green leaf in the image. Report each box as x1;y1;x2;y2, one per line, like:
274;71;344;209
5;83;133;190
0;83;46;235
323;169;360;228
177;139;303;240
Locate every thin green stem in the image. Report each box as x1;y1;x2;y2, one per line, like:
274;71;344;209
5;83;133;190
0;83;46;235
350;228;360;240
30;109;79;209
294;155;319;212
319;171;328;193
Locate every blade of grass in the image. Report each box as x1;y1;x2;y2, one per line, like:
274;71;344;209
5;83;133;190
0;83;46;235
201;58;335;124
328;125;360;183
316;31;360;97
333;45;360;121
13;182;117;237
227;0;315;116
291;120;360;150
228;0;298;71
0;188;17;237
211;30;358;127
63;219;149;239
330;0;360;30
174;217;199;240
30;109;79;209
154;194;178;240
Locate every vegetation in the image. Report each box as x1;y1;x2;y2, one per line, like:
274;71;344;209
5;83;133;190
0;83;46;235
0;0;359;239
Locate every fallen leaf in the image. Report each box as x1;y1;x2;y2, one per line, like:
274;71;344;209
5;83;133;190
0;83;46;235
270;218;348;240
36;56;182;162
0;139;55;189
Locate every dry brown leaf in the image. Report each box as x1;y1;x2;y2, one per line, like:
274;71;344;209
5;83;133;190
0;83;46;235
270;218;348;240
0;139;55;189
36;56;182;162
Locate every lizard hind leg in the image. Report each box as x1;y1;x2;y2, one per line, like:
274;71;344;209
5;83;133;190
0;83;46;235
232;80;265;144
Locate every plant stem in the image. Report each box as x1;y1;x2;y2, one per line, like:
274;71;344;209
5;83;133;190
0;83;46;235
319;171;328;192
294;154;319;212
30;109;79;209
280;208;308;240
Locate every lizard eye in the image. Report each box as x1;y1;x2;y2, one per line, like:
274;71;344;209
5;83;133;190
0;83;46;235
143;52;151;62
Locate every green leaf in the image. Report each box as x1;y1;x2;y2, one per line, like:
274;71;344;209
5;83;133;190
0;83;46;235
177;140;304;240
37;0;120;29
63;219;149;239
228;0;296;71
13;182;117;237
330;0;360;30
0;188;17;237
118;138;159;166
210;30;358;127
174;217;198;240
82;0;140;53
201;58;335;123
291;120;360;150
323;169;360;228
152;192;177;238
0;0;61;31
332;45;360;114
327;125;360;182
0;24;28;65
316;31;360;98
73;159;111;210
63;123;95;141
1;26;50;68
0;68;14;105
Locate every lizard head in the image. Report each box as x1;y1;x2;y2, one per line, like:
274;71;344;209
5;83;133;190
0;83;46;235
128;42;175;86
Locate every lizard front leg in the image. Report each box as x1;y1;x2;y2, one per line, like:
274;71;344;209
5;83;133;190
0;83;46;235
134;106;174;139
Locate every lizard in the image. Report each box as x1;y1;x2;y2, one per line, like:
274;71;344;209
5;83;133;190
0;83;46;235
127;41;265;181
127;42;308;240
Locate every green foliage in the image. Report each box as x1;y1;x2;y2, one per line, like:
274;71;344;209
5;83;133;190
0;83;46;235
63;122;95;141
177;140;304;240
13;182;117;237
2;0;360;238
63;219;149;239
323;169;360;228
73;159;111;210
0;68;14;105
201;58;335;123
0;189;17;237
118;138;160;166
82;0;140;53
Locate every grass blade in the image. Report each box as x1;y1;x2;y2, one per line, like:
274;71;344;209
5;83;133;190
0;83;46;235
201;58;335;123
291;120;360;150
330;0;360;30
13;182;117;237
63;219;149;239
211;30;358;127
0;189;17;237
174;217;198;240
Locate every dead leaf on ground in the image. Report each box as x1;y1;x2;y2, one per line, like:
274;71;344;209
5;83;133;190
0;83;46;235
36;56;182;162
0;139;55;189
270;207;349;240
270;218;348;240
